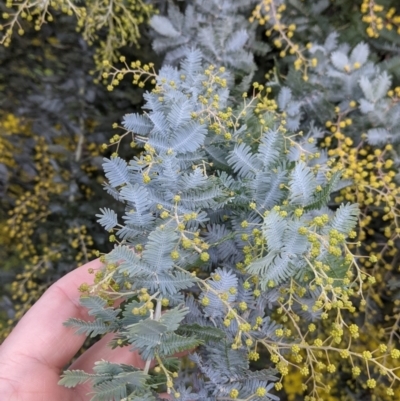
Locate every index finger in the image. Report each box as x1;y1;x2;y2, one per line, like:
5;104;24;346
0;258;102;371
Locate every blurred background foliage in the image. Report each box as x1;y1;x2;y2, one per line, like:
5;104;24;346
0;12;157;338
0;0;156;70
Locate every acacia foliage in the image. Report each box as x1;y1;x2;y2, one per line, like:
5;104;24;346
60;49;391;400
0;17;146;337
1;1;400;401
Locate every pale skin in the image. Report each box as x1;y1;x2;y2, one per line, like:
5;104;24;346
0;258;171;400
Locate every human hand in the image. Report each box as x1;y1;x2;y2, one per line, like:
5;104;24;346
0;259;164;401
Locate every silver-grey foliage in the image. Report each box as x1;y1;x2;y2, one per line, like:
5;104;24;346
149;0;270;92
60;50;358;400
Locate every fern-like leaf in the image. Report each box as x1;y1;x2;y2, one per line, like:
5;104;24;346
159;306;189;332
58;370;97;388
180;48;204;77
329;203;359;234
289;161;317;205
258;129;285;168
107;245;155;276
227;143;262;178
80;296;120;324
167;99;193;130
63;318;110;337
96;208;118;231
122;113;153;135
304;171;341;211
177;324;225;342
142;227;178;272
247;252;296;287
103;157;129;188
159;333;202;356
171;121;207;153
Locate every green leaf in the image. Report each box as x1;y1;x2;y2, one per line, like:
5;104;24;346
80;296;120;323
159;332;202;356
107;245;155;276
58;370;96;388
304;170;342;212
127;319;168;352
322;254;349;287
177;324;225;341
63;318;110;337
90;379;127;401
